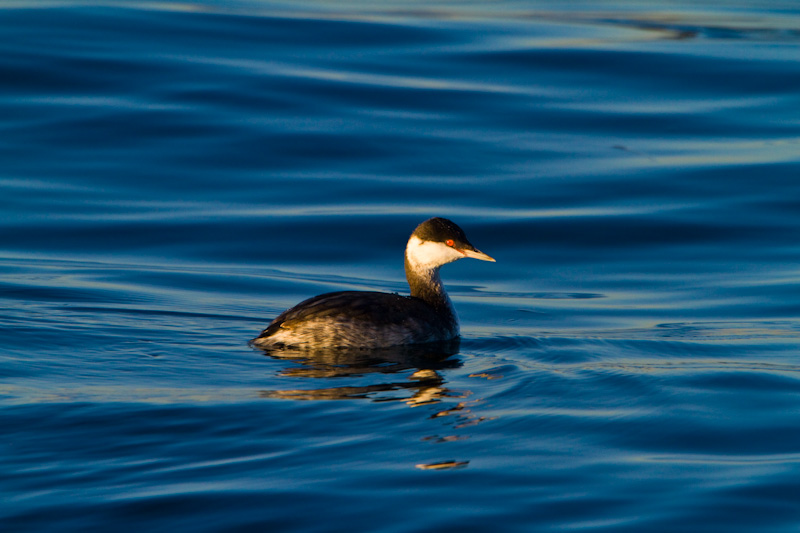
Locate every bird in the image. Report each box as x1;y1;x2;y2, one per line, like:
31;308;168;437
251;217;495;349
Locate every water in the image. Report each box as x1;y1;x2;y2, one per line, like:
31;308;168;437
3;0;800;530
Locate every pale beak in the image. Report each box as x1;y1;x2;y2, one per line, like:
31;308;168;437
459;248;496;262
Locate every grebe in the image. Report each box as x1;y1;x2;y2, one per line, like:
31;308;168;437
252;217;495;349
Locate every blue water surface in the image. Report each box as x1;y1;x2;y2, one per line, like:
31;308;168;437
3;1;800;531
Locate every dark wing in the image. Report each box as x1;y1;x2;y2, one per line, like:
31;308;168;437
255;291;454;346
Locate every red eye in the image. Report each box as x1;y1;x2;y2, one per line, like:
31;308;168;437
445;239;454;247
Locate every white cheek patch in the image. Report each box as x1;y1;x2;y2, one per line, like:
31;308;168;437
406;235;464;270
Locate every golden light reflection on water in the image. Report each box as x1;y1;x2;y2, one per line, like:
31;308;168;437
259;369;450;404
255;341;496;469
415;460;469;470
256;341;462;404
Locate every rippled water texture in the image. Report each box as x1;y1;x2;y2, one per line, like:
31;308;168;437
3;1;800;531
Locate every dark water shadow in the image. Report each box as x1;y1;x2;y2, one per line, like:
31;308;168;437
254;340;463;404
255;340;484;470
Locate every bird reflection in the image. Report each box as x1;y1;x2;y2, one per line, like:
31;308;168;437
255;339;462;405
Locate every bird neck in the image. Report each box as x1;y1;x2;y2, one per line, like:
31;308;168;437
404;254;456;318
